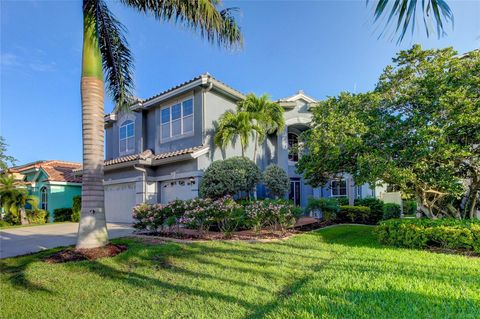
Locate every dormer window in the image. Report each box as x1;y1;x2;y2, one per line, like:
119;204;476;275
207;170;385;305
119;120;135;155
161;98;194;141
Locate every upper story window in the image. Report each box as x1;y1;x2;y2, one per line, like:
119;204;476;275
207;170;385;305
40;186;48;210
161;98;193;141
288;132;299;162
331;179;347;197
119;120;135;155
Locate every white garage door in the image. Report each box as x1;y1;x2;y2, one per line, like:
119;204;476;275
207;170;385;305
105;182;137;223
160;178;197;204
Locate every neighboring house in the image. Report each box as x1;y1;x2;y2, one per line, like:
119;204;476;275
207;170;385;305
9;161;82;221
102;73;380;223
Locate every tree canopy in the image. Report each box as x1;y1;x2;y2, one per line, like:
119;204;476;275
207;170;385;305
297;45;480;219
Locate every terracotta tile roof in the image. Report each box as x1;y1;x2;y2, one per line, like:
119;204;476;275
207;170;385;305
10;160;82;183
104;146;206;167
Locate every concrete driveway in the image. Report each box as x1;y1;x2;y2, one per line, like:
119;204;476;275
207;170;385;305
0;223;134;258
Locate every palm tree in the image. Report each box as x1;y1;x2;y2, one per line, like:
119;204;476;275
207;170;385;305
214;110;263;158
77;0;242;248
237;94;285;161
370;0;454;43
0;174;37;225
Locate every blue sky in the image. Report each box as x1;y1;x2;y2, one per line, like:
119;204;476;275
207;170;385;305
1;0;479;165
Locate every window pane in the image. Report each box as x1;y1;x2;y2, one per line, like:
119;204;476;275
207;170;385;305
172;104;181;120
120;141;126;153
161;123;170;139
119;126;126;140
183;115;193;133
127;123;134;137
183;99;193;116
172;119;181;136
161;108;170;124
127;137;134;151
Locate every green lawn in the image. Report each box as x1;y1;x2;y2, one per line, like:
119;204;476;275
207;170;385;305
1;225;479;318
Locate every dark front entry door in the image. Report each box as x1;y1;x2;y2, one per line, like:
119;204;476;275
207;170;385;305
289;179;301;206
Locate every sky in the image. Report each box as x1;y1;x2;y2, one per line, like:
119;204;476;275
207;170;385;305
1;0;479;165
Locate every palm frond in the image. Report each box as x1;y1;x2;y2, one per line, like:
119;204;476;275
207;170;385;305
369;0;454;43
84;0;134;109
119;0;243;49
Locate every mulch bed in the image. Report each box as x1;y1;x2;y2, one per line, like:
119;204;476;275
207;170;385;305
138;218;333;242
44;244;127;263
427;246;479;258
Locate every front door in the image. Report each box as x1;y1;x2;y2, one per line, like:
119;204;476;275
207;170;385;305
289;179;301;206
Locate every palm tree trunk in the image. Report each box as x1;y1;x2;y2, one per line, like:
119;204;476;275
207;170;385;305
253;133;258;163
76;11;109;249
20;207;28;225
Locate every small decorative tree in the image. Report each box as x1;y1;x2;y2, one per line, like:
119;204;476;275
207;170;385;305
199;157;262;199
263;164;289;199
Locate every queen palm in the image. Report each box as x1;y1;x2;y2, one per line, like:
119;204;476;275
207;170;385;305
214;110;263;158
237;94;285;161
78;0;242;248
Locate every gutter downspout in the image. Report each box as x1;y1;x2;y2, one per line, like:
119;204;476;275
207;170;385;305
202;81;213;144
134;165;147;203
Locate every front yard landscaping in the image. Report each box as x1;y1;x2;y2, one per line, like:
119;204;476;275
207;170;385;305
1;225;479;318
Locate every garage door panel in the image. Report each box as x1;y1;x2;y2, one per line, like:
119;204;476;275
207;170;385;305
105;182;136;223
160;179;197;204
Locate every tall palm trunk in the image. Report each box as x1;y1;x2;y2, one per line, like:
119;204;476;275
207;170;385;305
253;133;258;163
76;11;109;249
20;207;28;225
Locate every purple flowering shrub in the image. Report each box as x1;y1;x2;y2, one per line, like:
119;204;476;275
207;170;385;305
245;199;299;232
132;203;166;231
133;197;300;234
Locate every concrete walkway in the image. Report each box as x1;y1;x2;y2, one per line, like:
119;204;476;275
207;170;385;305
0;223;134;258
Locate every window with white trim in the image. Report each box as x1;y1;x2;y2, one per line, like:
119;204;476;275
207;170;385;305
331;179;347;196
119;120;135;154
288;132;299;162
161;98;193;141
40;186;48;210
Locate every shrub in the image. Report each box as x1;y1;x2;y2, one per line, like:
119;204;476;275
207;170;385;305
132;203;166;231
0;219;12;227
72;195;81;222
333;196;349;205
306;198;339;221
263;164;289;198
403;200;417;215
337;205;371;224
376;219;480;254
199;157;262;199
383;203;401;220
54;208;73;222
244;199;299;232
355;198;384;223
26;209;47;224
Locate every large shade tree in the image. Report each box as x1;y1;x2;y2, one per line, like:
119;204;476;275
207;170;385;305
297;46;480;219
78;0;242;248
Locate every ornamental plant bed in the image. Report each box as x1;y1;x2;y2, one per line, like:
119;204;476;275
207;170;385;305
44;244;127;263
138;218;332;242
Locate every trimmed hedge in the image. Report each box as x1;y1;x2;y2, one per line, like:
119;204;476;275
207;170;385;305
54;208;73;222
403;200;417;215
306;198;340;221
355;198;384;224
376;219;480;254
383;203;401;220
26;209;47;224
337;205;371;224
72;195;81;222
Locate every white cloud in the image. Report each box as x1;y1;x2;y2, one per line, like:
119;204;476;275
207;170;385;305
0;51;57;73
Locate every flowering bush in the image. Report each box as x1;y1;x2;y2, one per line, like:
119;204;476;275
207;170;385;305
133;197;301;235
132;203;166;231
245;199;299;232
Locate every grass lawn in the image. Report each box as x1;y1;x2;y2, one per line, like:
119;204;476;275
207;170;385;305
0;221;73;230
1;225;479;318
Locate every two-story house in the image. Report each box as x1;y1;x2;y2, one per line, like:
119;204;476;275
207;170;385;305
103;73;379;223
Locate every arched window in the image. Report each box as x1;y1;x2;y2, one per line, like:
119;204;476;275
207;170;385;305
119;120;135;154
288;132;299;162
40;186;48;210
